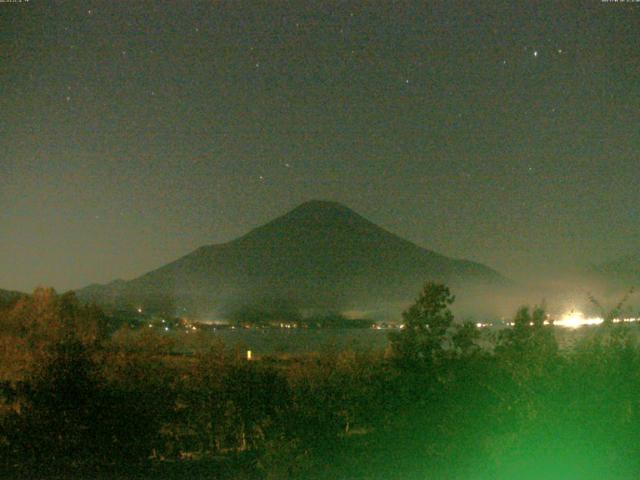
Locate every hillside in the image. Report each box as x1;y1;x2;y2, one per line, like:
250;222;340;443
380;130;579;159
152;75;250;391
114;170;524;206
77;201;506;318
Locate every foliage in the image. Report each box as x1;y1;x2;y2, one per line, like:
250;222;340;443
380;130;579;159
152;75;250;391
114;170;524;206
496;305;558;363
2;285;640;479
589;287;636;325
388;282;456;367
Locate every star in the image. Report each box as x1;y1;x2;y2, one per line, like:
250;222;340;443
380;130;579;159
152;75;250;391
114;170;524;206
533;50;538;58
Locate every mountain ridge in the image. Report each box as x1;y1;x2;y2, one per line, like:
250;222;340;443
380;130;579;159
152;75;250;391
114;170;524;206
77;200;507;318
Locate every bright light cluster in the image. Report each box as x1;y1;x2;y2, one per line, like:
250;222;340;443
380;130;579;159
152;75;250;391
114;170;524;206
555;311;603;329
554;311;639;329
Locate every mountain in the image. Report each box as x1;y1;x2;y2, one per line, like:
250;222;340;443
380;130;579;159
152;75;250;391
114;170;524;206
78;279;128;304
77;200;506;318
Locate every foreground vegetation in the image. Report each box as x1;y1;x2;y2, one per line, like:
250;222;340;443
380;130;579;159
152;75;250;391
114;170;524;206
1;285;639;479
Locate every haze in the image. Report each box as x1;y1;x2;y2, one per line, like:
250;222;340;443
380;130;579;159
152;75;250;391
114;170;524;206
2;2;638;294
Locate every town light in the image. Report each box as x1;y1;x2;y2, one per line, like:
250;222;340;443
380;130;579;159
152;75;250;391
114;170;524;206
555;310;603;329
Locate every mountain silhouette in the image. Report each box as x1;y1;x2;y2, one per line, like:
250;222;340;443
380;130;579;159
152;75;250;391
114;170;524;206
77;201;506;318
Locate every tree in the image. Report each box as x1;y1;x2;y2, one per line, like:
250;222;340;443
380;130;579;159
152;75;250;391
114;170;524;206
0;289;167;475
496;306;557;361
589;287;635;327
452;320;481;357
388;282;456;367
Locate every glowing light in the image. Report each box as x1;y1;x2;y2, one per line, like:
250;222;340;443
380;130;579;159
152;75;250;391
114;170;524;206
556;310;603;329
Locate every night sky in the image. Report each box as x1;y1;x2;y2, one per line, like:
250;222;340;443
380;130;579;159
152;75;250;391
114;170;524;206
2;1;639;293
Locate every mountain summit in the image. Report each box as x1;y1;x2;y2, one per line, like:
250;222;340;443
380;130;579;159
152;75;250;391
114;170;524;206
77;201;505;318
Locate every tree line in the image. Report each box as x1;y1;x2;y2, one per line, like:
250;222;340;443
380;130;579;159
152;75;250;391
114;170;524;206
1;284;639;479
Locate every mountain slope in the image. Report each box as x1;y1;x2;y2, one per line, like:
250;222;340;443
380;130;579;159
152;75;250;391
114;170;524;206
77;201;506;317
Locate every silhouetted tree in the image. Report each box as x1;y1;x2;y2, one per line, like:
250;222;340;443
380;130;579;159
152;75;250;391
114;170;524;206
496;306;557;362
452;320;481;356
388;282;455;367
